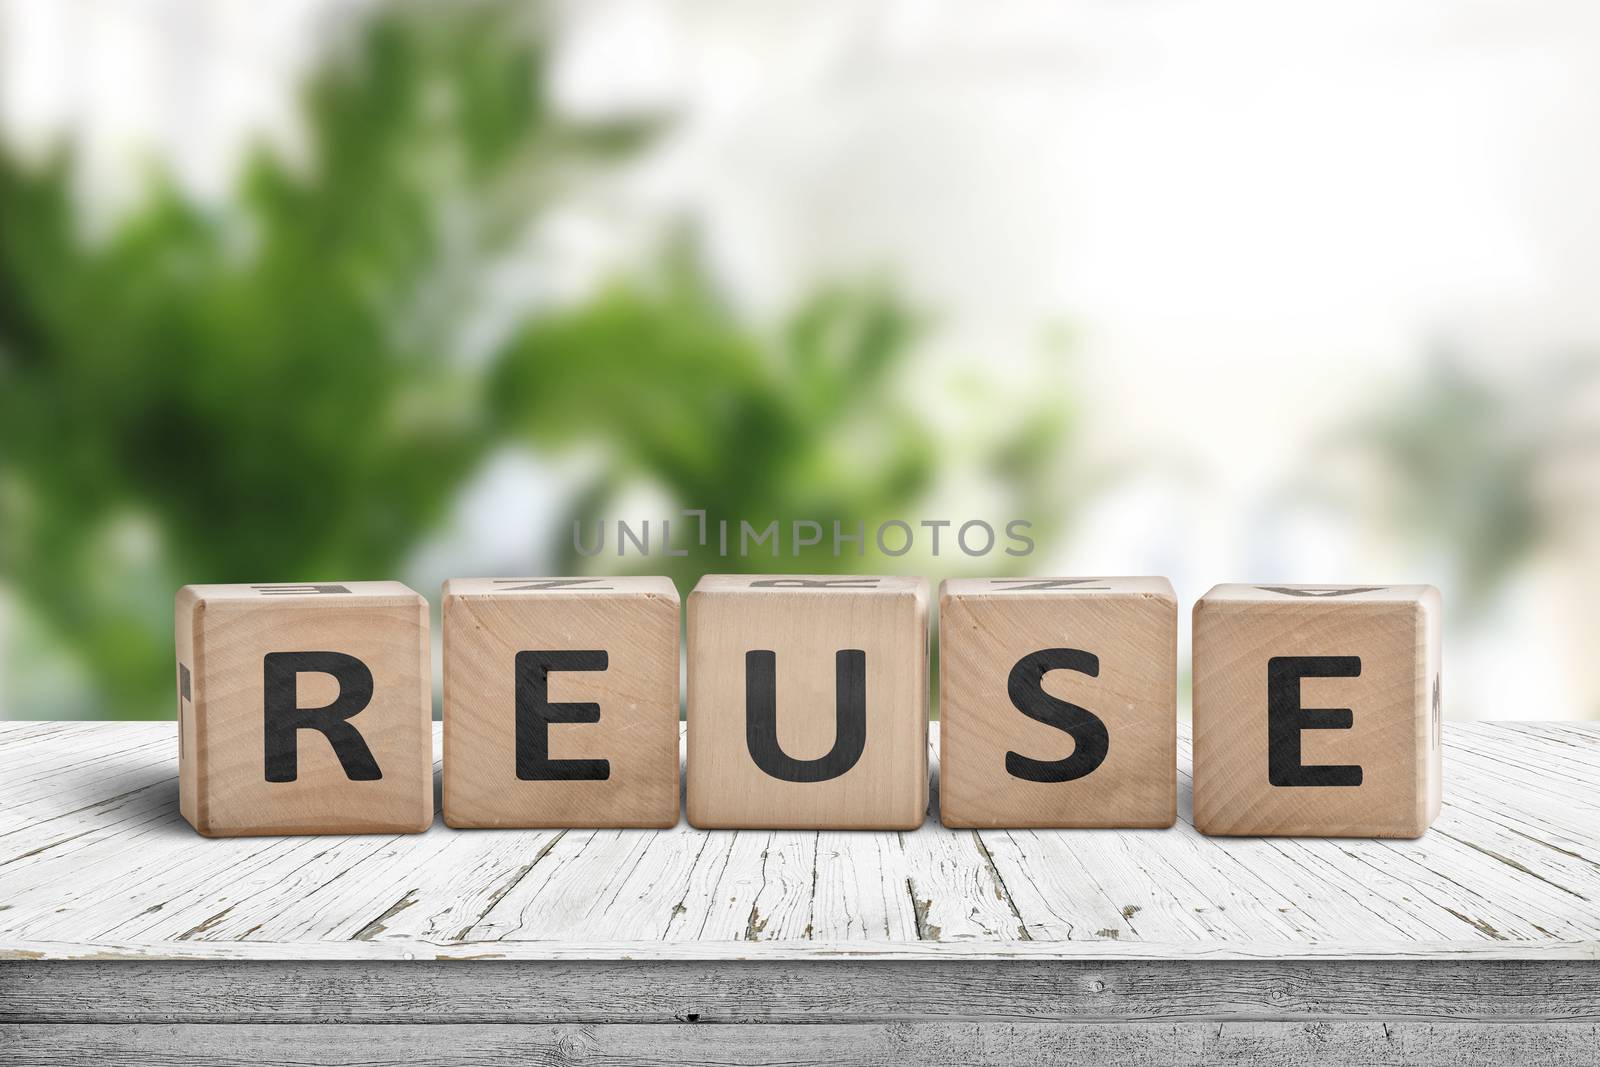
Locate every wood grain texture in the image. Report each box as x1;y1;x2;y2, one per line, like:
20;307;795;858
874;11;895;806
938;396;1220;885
7;959;1598;1024
0;721;1596;962
174;582;432;837
3;1021;1597;1067
1192;584;1443;838
442;576;679;829
686;575;929;830
939;577;1177;828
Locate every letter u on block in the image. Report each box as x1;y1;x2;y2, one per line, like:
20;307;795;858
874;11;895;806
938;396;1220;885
744;649;868;782
686;575;929;830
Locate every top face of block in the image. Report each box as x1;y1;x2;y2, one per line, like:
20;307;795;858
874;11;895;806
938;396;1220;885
180;581;423;607
1199;584;1439;608
941;576;1175;601
692;574;927;602
443;576;679;601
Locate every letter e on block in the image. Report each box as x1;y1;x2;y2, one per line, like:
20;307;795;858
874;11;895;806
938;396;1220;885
442;577;680;829
1192;584;1443;838
175;582;432;837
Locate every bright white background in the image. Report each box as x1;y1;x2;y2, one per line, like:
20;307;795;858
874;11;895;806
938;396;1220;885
4;0;1598;719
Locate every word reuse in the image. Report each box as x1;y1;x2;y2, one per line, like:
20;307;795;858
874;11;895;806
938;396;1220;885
174;577;1442;839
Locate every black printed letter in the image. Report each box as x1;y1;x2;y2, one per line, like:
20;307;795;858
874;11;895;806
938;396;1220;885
1268;656;1363;787
745;650;867;782
515;651;611;781
263;651;381;782
1005;648;1108;782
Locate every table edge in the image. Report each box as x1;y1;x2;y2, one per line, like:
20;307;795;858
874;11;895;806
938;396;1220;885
3;938;1597;963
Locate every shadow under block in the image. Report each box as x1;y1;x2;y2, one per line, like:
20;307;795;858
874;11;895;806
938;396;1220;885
1192;584;1443;839
686;575;929;830
442;576;680;829
175;582;433;837
938;577;1178;829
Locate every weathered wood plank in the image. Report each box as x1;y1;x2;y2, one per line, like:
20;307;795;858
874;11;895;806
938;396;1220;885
3;1019;1597;1067
976;827;1158;941
810;830;919;940
3;936;1596;962
908;733;1030;941
468;828;666;940
0;721;70;740
11;781;443;945
345;826;569;943
0;736;173;834
668;829;816;941
0;722;1596;962
5;960;1597;1024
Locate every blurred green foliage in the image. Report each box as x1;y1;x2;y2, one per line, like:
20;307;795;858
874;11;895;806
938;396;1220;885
0;2;632;718
0;1;1074;719
494;261;1054;587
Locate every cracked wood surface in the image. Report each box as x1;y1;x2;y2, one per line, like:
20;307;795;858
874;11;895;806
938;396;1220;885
0;721;1596;962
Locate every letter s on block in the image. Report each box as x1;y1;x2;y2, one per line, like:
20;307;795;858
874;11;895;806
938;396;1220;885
1005;648;1109;783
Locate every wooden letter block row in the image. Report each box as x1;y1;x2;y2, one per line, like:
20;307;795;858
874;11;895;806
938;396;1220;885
175;577;1441;839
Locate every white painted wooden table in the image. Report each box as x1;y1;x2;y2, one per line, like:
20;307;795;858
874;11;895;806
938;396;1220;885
0;720;1596;1065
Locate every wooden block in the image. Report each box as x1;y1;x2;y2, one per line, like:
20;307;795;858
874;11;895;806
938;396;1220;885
938;577;1178;829
686;575;929;829
174;582;432;837
1192;584;1443;838
441;576;680;829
